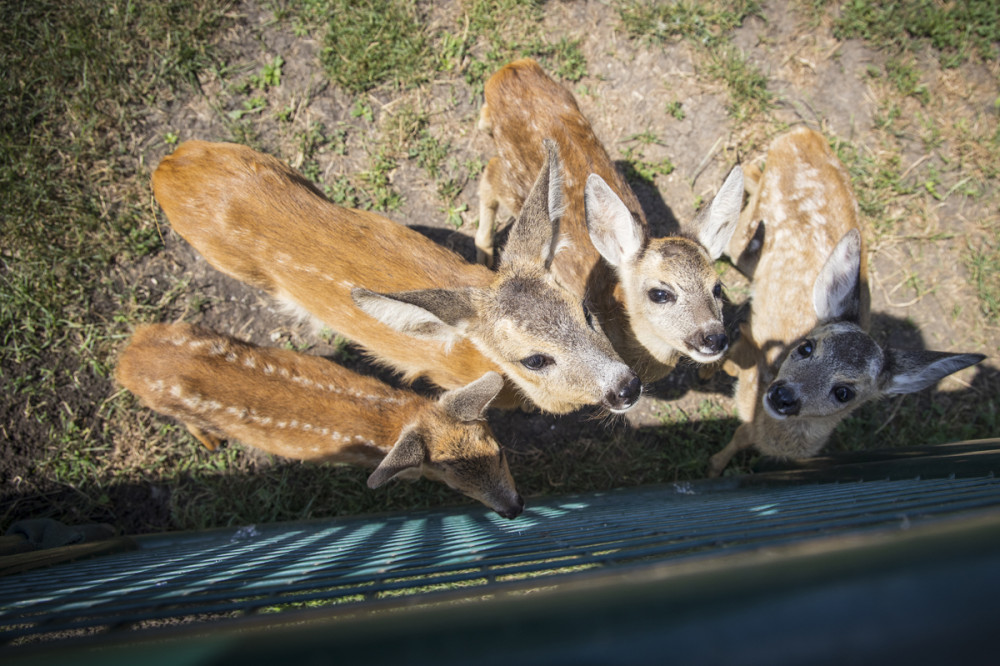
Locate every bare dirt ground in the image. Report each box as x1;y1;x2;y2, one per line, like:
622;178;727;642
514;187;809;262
16;0;997;533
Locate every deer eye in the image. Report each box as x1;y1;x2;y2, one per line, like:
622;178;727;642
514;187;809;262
713;282;723;299
582;302;595;329
797;340;814;358
833;385;855;403
521;354;554;371
648;288;676;304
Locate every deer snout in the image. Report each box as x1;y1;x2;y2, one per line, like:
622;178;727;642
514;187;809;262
685;327;729;362
496;493;525;520
702;332;729;355
604;373;642;413
766;382;801;417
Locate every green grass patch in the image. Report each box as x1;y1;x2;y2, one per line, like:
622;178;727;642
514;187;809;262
618;0;761;47
617;0;769;122
834;0;1000;67
461;0;588;90
828;135;911;241
703;45;772;121
320;0;433;93
0;0;230;530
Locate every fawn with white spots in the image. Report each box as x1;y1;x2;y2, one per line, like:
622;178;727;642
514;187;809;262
152;140;640;416
707;126;985;476
116;323;524;518
476;58;743;382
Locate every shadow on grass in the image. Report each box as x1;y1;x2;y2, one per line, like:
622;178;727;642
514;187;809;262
2;295;994;536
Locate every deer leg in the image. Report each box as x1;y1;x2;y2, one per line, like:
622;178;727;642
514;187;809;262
707;422;754;478
186;423;223;452
476;157;502;268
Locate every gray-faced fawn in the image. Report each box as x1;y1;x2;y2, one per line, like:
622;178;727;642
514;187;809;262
476;58;743;382
116;323;524;518
152;140;640;415
708;126;985;476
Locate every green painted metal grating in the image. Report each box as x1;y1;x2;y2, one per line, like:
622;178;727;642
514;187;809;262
3;463;1000;648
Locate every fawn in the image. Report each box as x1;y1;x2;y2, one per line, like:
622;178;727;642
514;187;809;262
116;323;524;518
476;58;743;382
707;126;985;476
152;140;640;416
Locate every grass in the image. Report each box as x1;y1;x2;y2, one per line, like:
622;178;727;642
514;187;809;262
618;0;770;123
967;227;1000;324
2;0;998;538
319;0;433;93
1;0;232;529
834;0;1000;67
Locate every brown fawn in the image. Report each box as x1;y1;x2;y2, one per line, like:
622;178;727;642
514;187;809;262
476;58;743;382
707;126;985;476
152;140;640;415
116;323;524;518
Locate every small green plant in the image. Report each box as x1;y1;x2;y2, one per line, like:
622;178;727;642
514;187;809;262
351;98;374;122
359;149;403;211
665;100;685;120
885;57;929;104
411;130;449;179
164;131;180;145
548;36;588;82
619;133;674;186
443;202;468;229
251;55;284;89
325;176;359;207
228;96;267;120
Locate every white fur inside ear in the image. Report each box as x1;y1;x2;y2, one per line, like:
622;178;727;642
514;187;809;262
353;290;459;343
813;229;861;322
585;174;641;268
548;157;567;224
884;351;984;395
697;166;743;259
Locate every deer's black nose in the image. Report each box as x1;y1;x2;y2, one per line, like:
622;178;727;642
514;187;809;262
703;332;729;354
767;383;801;416
606;374;641;412
497;494;524;520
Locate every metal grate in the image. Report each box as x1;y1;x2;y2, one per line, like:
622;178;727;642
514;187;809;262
3;463;1000;648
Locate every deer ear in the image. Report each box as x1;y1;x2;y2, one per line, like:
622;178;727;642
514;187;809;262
352;287;476;342
585;173;644;269
502;139;564;268
439;371;504;422
686;165;743;260
367;429;426;489
813;229;862;323
881;350;985;395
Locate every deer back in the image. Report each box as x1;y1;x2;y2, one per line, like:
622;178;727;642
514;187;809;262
478;59;742;381
709;127;983;474
153;140;639;415
116;323;523;517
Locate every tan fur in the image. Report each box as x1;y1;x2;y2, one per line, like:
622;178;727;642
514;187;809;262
116;323;523;517
476;59;742;382
708;127;984;475
152;140;640;415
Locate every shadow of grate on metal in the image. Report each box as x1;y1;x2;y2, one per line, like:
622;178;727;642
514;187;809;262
2;439;1000;654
